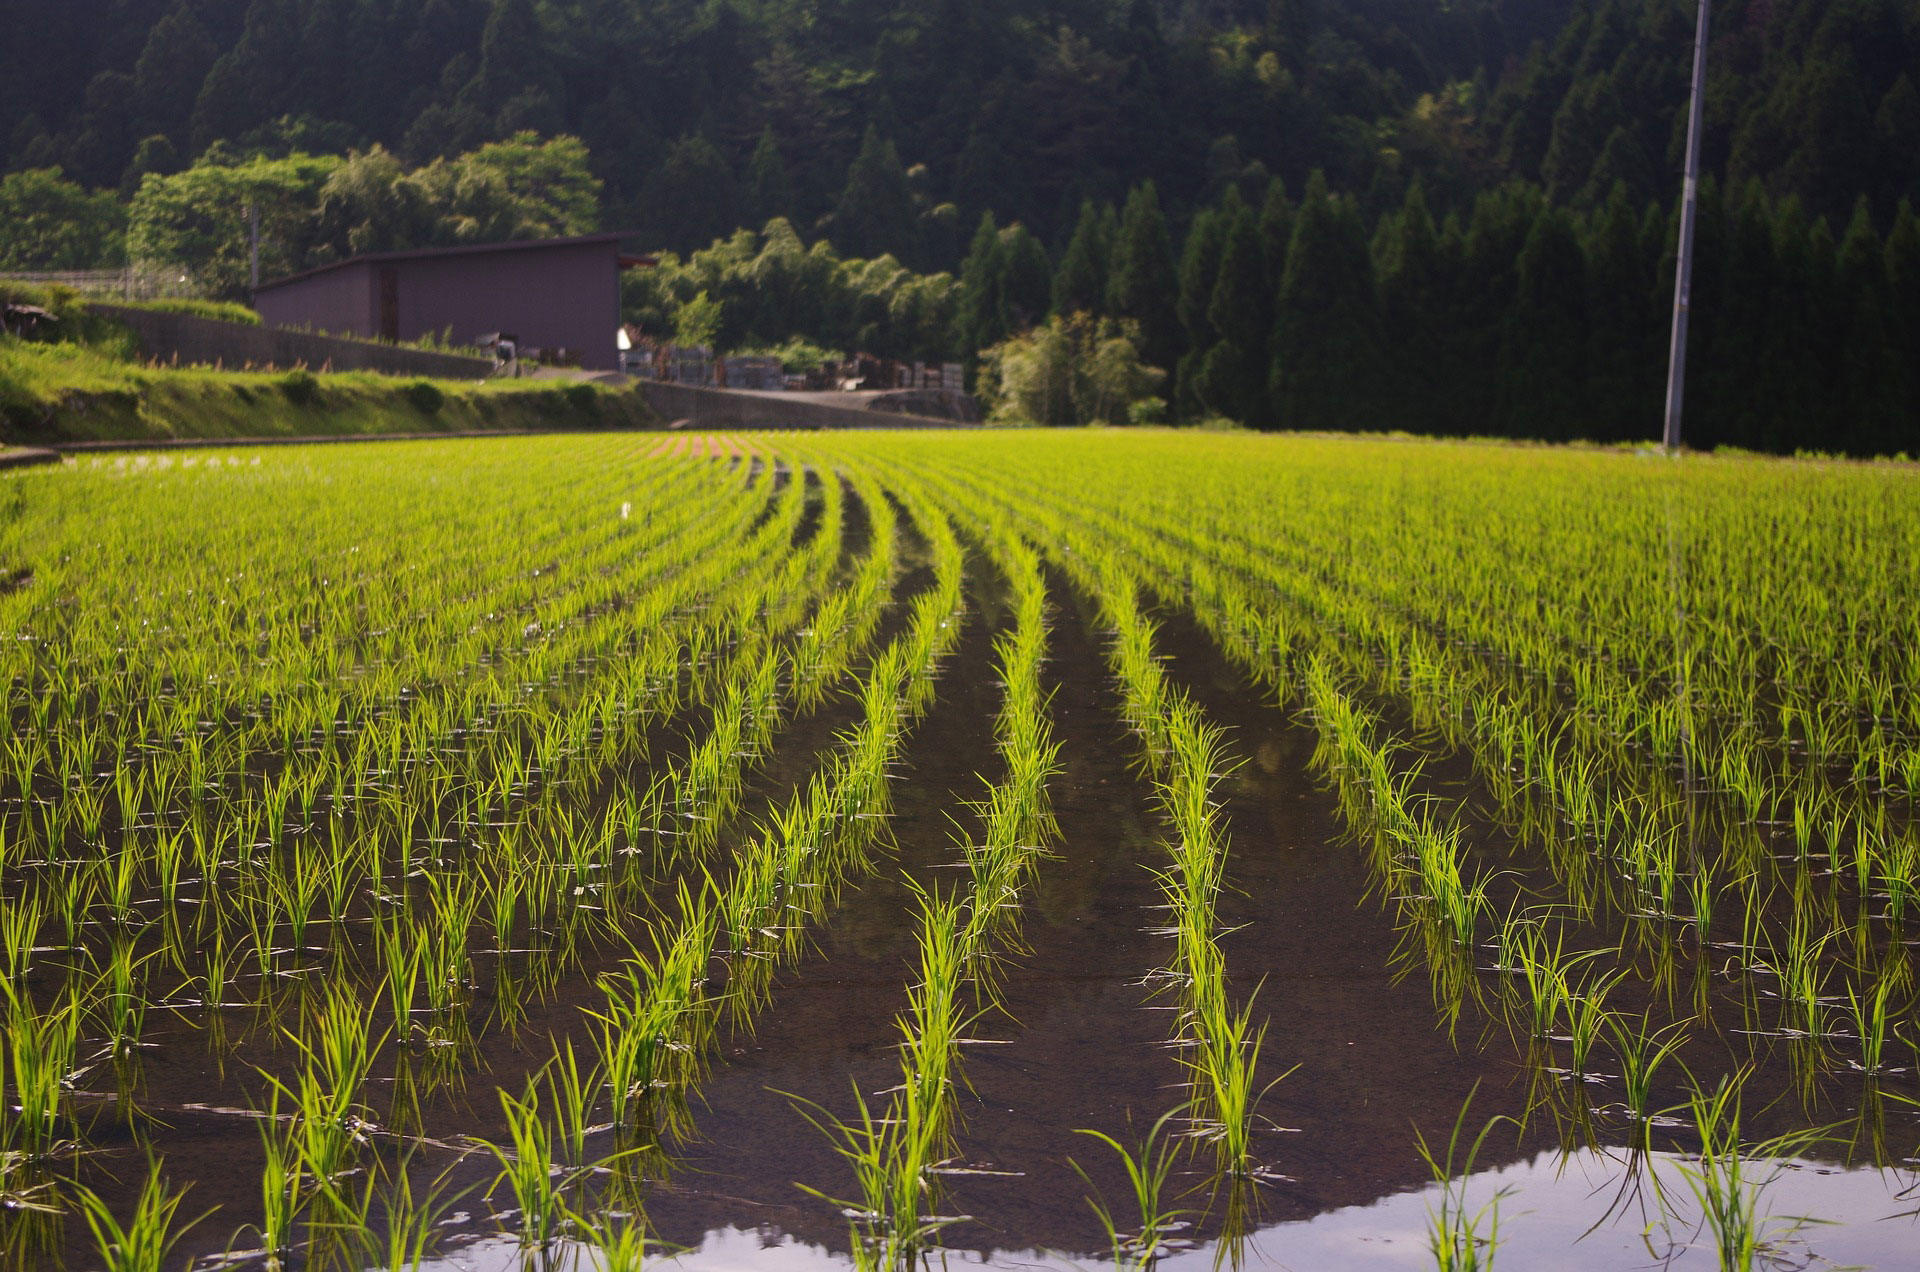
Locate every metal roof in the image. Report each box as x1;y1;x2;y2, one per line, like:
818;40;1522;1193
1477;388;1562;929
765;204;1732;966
253;232;641;293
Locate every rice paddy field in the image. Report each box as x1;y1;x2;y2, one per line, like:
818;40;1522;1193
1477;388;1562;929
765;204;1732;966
1;429;1918;1272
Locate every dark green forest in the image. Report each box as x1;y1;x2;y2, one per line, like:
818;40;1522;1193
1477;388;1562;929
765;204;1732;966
4;0;1918;451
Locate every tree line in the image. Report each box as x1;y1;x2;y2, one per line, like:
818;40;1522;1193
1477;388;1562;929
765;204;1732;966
6;0;1915;269
642;174;1919;455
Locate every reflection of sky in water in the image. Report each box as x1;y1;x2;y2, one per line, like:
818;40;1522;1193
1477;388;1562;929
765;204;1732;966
418;1150;1920;1272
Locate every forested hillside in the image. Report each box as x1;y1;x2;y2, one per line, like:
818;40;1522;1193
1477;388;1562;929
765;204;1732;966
4;0;1918;451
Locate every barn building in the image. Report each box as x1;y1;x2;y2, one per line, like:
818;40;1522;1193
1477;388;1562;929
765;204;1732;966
251;233;645;371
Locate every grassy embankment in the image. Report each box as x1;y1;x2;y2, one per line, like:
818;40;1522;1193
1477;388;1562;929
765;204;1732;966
0;283;656;444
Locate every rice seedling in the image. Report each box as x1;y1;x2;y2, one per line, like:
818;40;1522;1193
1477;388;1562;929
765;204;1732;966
3;428;1916;1268
1068;1107;1194;1271
790;1082;967;1271
71;1161;203;1272
1605;1013;1690;1141
367;1159;460;1272
1666;1071;1827;1272
1;982;82;1164
1413;1089;1514;1272
255;982;381;1203
479;1078;575;1249
243;1092;305;1270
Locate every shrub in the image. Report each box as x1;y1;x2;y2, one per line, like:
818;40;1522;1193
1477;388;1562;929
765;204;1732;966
279;367;321;405
978;312;1164;427
404;379;445;414
563;383;597;415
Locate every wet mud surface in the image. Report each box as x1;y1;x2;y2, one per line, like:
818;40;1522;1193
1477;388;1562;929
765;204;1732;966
12;556;1919;1271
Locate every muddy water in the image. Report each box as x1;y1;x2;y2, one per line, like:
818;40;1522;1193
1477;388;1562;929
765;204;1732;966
13;552;1919;1272
607;579;1919;1268
626;569;1562;1259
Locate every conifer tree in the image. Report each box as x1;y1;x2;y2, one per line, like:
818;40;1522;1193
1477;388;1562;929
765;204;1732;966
1195;189;1269;425
1374;180;1444;433
954;211;1008;357
1271;171;1383;432
832;125;914;261
1497;204;1588;439
1581;182;1658;443
745;127;792;229
1837;197;1899;453
1257;176;1293;295
1052;199;1112;316
999;223;1053;331
1884;200;1920;443
1106;181;1179;382
1173;204;1224;417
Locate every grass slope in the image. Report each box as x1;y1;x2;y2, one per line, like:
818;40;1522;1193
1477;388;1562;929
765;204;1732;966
1;282;657;443
2;341;655;443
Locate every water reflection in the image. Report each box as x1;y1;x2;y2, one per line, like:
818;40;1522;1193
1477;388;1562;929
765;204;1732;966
416;1151;1917;1272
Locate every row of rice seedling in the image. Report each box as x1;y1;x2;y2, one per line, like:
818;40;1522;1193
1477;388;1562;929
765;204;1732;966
881;435;1916;1093
6;430;1917;1270
532;479;968;1253
798;432;1918;1251
881;446;1291;1191
1;439;934;1265
796;503;1063;1268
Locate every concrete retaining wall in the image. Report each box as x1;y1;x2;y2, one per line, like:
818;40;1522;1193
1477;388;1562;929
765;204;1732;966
637;380;978;429
93;304;494;380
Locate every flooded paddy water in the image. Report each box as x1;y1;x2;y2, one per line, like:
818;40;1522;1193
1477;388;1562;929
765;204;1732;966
1;432;1917;1272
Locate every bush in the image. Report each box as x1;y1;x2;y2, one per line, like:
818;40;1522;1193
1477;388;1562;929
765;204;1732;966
978;312;1164;427
404;379;445;413
563;383;597;415
279;367;321;405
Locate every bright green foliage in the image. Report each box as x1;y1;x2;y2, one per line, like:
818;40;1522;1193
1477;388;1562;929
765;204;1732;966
0;168;126;270
977;312;1163;427
1;428;1917;1270
127;151;343;297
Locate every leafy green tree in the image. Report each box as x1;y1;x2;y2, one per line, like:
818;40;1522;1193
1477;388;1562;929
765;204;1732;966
0;167;126;269
453;131;599;235
674;288;724;348
312;146;429;258
128;152;340;298
980;312;1162;427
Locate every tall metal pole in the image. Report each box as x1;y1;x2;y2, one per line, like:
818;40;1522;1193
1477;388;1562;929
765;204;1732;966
1662;0;1711;452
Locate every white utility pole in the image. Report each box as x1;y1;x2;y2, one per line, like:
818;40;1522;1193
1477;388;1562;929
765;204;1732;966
1662;0;1711;452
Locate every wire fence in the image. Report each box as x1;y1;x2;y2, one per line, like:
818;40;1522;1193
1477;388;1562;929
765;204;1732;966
0;266;201;300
